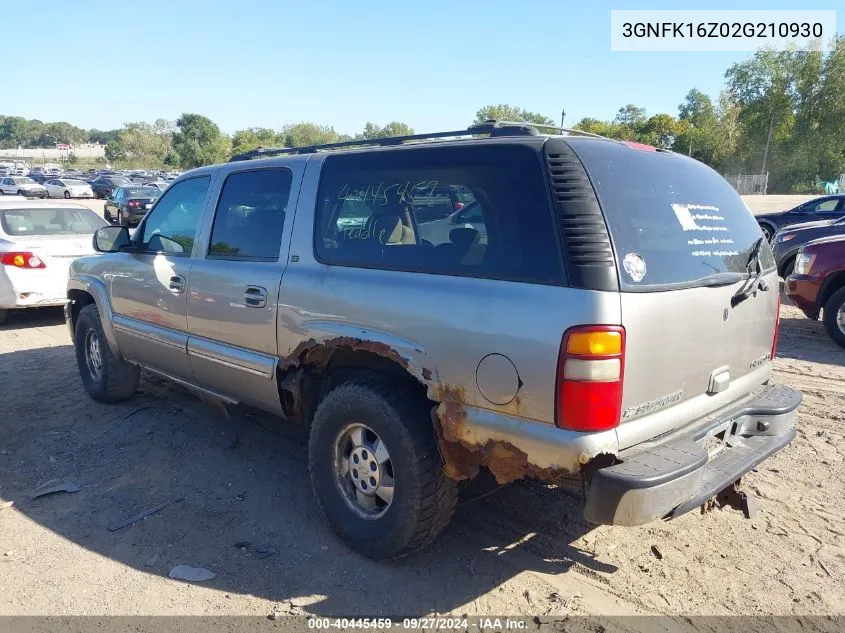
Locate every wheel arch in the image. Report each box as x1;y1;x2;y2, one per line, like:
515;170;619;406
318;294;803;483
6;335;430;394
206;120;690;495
67;275;120;355
819;271;845;311
277;328;437;428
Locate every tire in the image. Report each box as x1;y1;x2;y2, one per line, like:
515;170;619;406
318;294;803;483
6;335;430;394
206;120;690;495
117;209;124;225
16;190;25;197
73;303;140;402
308;376;457;560
64;190;71;199
0;309;8;326
759;223;775;242
822;286;845;348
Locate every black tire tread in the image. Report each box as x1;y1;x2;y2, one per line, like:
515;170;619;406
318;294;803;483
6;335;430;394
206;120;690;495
822;286;845;348
308;374;457;559
74;303;139;402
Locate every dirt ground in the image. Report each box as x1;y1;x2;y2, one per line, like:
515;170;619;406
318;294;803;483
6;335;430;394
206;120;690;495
0;295;842;619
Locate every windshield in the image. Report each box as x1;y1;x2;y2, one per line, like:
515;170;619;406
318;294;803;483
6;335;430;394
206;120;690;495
0;207;107;236
65;179;89;186
571;141;775;290
126;187;160;197
14;177;36;185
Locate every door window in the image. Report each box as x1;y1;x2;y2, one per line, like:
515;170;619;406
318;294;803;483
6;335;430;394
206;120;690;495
140;176;210;256
207;168;292;260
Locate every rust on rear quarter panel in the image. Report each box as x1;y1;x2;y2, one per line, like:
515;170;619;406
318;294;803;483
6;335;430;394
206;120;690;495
431;385;584;485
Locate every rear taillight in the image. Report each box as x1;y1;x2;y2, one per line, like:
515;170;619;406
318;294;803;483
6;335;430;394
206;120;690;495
771;294;781;360
1;251;45;269
556;326;625;432
127;200;140;208
453;201;464;210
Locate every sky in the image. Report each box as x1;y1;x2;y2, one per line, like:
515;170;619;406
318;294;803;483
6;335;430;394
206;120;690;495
1;0;842;136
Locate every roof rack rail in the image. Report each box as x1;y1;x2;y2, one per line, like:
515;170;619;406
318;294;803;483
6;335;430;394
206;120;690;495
228;119;607;162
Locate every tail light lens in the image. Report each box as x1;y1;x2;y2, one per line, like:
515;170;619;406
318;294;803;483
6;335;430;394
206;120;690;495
771;294;781;360
127;200;140;208
1;251;46;269
453;201;465;210
556;326;625;432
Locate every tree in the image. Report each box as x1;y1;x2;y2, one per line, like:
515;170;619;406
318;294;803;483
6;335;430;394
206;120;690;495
472;105;554;127
678;89;717;127
172;113;231;169
117;119;174;165
359;121;414;139
640;114;679;149
281;122;346;148
614;104;647;127
231;127;280;155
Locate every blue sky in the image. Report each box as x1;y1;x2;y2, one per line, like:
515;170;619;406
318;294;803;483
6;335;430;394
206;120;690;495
1;0;842;135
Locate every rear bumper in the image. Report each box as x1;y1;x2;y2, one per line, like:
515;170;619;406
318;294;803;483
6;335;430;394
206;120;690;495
785;274;822;319
584;384;801;526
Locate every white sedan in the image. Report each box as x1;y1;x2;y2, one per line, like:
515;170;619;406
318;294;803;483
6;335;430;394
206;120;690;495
0;199;107;325
43;178;95;199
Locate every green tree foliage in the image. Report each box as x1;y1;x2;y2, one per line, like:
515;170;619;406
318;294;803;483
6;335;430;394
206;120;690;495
231;127;280;155
172;113;231;169
281;122;348;148
359;121;414;139
473;104;555;127
117;119;174;165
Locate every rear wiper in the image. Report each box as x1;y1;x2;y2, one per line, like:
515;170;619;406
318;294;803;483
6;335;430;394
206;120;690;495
731;237;769;307
697;272;747;287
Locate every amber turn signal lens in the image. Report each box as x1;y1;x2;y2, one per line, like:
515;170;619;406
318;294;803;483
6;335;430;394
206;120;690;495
565;331;622;356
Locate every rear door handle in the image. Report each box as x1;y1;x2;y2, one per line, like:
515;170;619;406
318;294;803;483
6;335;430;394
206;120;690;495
244;286;267;308
168;275;185;294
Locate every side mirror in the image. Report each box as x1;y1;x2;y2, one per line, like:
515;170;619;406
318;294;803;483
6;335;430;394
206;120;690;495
93;225;131;253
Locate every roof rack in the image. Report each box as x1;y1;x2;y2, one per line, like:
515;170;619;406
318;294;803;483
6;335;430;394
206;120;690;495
228;120;607;162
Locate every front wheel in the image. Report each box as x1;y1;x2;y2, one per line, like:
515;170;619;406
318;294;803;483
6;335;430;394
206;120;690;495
759;223;775;242
64;190;71;199
308;376;457;559
0;309;8;325
823;286;845;348
74;304;140;402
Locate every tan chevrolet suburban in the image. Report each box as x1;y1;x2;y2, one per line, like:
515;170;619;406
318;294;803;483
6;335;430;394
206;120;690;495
66;121;801;559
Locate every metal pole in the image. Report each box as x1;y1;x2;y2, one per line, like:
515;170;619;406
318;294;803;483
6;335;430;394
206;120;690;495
560;109;566;128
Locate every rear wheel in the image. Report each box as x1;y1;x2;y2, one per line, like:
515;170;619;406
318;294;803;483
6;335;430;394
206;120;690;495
308;376;457;559
74;304;140;402
0;309;8;325
117;209;124;225
822;286;845;348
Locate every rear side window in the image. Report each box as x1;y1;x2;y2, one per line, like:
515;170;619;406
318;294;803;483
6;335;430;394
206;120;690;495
208;168;292;260
314;145;562;284
570;141;775;289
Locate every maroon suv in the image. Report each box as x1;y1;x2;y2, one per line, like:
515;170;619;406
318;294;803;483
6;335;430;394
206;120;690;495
786;235;845;347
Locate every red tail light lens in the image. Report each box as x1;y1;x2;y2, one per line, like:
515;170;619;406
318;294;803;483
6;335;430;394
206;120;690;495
1;251;46;269
127;200;139;208
771;294;781;359
556;325;625;432
453;201;464;210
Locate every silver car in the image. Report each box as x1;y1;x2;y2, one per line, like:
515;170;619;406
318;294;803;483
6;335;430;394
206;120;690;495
66;122;801;559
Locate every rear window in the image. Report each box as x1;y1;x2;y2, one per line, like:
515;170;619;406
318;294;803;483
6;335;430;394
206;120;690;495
0;207;106;236
571;142;775;289
314;145;562;285
126;187;159;197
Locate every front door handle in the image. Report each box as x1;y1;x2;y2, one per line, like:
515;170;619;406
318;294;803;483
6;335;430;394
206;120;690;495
244;285;267;308
168;275;185;294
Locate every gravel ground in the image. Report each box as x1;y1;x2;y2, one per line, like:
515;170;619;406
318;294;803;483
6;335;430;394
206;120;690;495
0;299;842;619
